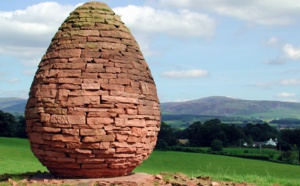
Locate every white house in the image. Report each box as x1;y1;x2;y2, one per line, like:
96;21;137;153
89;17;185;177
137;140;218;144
265;138;277;146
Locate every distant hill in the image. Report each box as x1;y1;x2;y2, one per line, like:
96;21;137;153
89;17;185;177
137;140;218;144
161;96;300;119
0;97;27;114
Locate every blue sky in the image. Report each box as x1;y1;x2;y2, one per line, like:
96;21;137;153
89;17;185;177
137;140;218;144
0;0;300;102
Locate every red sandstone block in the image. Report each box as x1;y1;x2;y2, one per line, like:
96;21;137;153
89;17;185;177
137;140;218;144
109;162;132;169
138;106;154;115
67;96;100;106
127;119;146;127
59;84;81;90
52;63;85;69
75;149;92;154
115;118;127;127
81;83;100;90
44;150;66;157
57;157;76;163
32;148;45;156
50;115;68;124
77;158;105;163
105;66;121;73
131;127;146;136
66;142;81;149
101;95;139;104
69;153;96;158
43;127;61;133
28;132;44;144
42;133;53;141
93;148;115;155
62;129;79;135
127;136;141;143
80;129;106;136
109;78;130;85
81;164;108;169
81;142;100;149
52;134;80;142
110;142;129;148
48;69;81;78
115;134;128;142
87;117;114;125
45;108;67;115
67;115;86;125
115;147;136;153
58;78;82;84
82;134;115;142
98;73;117;79
99;142;110;149
46;162;80;169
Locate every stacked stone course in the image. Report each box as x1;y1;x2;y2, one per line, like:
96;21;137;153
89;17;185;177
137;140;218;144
25;2;160;178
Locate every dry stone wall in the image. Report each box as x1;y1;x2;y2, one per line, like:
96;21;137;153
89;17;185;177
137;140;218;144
25;1;160;178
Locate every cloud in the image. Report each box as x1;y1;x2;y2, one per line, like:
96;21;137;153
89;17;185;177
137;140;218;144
8;78;20;84
279;78;300;86
161;69;209;78
282;44;300;60
265;57;286;65
255;78;300;88
276;92;296;98
160;0;300;26
0;2;79;66
0;89;28;99
114;5;216;38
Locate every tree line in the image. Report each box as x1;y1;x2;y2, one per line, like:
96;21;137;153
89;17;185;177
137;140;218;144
0;110;27;138
1;109;300;151
157;118;300;151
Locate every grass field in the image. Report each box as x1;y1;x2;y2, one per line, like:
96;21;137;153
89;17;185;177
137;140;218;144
0;137;47;174
1;137;300;185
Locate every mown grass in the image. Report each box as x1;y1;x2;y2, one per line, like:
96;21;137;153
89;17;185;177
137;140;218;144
135;151;300;186
0;137;47;174
1;137;300;185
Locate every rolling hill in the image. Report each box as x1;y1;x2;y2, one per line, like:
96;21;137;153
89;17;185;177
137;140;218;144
0;97;27;114
161;96;300;119
1;96;300;120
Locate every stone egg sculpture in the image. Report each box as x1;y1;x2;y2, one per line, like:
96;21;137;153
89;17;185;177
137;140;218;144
25;2;160;178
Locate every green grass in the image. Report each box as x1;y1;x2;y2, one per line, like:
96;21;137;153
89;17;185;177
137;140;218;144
0;137;47;174
135;151;300;186
1;137;300;185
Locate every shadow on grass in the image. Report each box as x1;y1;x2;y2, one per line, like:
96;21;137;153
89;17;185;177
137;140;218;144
0;171;47;182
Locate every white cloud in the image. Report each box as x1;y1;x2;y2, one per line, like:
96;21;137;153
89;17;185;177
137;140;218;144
0;2;79;66
160;0;300;26
114;5;216;38
279;78;300;86
8;78;20;84
283;44;300;60
277;92;296;98
265;57;286;65
265;37;280;46
161;69;209;78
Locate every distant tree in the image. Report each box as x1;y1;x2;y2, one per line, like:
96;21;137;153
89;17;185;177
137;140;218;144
0;110;27;138
156;122;177;148
211;139;223;151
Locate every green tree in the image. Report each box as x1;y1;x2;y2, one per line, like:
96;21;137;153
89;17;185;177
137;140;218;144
156;122;177;149
211;139;223;151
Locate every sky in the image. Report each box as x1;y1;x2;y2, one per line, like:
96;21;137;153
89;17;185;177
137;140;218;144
0;0;300;103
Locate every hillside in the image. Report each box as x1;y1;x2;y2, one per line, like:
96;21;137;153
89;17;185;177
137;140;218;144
0;97;26;114
1;96;300;120
161;96;300;119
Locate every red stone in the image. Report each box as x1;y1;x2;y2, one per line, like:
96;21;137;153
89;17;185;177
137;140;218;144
25;1;160;179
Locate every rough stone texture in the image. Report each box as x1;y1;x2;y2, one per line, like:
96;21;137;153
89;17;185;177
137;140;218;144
25;1;160;178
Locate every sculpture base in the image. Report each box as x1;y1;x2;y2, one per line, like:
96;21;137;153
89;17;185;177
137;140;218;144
29;172;154;186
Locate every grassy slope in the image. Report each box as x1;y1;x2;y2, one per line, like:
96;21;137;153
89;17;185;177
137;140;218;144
1;137;300;185
135;151;300;185
0;137;47;174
